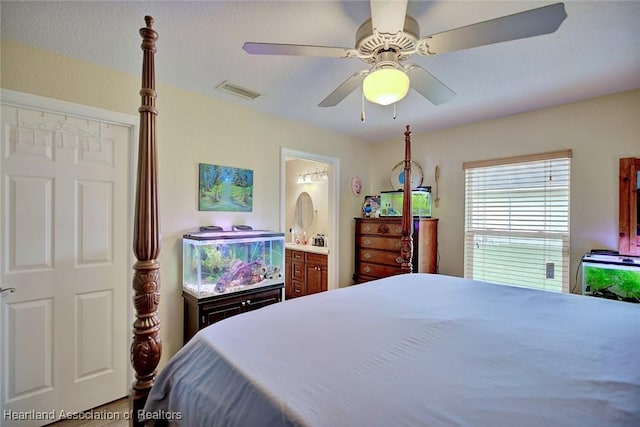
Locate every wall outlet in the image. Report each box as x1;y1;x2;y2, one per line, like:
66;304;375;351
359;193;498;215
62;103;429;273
546;262;555;279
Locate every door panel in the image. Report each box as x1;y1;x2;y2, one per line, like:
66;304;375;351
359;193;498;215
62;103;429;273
6;298;54;399
1;98;133;426
8;176;53;271
75;290;114;380
76;180;114;265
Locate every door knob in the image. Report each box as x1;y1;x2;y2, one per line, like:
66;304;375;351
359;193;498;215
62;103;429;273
0;287;16;294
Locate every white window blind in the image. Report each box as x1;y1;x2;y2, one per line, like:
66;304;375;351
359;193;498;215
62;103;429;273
463;150;571;292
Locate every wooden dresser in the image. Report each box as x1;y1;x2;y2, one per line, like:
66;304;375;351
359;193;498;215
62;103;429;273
354;217;438;283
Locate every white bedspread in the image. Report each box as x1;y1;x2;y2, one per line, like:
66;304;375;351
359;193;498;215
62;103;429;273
143;274;640;426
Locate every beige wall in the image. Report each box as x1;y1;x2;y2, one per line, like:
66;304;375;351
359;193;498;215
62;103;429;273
1;40;370;364
369;89;640;290
3;39;639;364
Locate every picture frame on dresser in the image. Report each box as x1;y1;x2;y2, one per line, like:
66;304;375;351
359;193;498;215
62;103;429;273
362;195;380;218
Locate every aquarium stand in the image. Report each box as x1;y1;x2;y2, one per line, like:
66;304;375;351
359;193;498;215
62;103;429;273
183;283;284;344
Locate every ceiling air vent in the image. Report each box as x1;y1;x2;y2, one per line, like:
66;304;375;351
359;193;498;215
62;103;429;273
216;81;261;100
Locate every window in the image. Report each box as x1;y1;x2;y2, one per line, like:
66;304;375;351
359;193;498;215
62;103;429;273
463;150;571;292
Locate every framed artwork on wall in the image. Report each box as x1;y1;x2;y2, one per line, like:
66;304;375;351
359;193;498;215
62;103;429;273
198;163;253;212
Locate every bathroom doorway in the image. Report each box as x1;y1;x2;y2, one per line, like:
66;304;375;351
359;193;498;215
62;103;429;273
280;148;339;290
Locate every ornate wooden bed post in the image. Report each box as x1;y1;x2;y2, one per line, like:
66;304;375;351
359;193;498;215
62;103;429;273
129;16;161;427
400;125;413;273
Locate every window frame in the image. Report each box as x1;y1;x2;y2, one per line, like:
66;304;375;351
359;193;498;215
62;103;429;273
463;150;572;293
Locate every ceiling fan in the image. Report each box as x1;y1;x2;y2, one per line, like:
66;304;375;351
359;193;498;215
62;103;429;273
243;1;567;108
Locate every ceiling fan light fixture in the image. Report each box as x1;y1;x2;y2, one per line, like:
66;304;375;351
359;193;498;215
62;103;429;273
363;67;410;106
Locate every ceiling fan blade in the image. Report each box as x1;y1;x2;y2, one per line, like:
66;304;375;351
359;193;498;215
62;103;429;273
423;3;567;55
243;42;356;58
405;65;456;105
370;0;408;35
318;70;368;107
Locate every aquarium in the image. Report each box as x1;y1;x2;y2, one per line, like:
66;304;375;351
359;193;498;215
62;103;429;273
183;230;285;298
379;187;432;217
582;253;640;303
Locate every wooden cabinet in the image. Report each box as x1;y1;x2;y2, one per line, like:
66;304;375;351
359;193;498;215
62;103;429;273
285;249;328;299
619;157;640;256
354;217;438;283
183;283;283;344
306;252;328;295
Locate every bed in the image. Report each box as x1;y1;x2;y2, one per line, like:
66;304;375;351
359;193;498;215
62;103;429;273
129;15;640;427
143;273;640;426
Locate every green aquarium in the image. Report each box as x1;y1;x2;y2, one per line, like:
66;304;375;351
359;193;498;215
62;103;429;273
379;187;432;217
582;253;640;303
183;230;284;298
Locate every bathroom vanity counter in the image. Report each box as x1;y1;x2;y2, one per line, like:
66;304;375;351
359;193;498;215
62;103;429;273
285;242;329;255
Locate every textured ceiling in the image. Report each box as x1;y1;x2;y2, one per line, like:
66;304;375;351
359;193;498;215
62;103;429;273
2;0;639;143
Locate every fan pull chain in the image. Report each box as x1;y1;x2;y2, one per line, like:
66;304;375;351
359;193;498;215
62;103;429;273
393;103;397;119
361;89;366;122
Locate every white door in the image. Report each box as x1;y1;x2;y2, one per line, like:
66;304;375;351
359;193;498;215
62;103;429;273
0;93;134;426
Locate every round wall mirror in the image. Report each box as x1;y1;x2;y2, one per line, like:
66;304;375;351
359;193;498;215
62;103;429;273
295;192;314;230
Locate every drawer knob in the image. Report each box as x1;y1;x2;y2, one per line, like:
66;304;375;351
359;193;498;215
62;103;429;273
364;238;372;246
364;266;371;273
364;252;372;259
395;227;402;233
364;225;371;232
396;242;402;248
396;256;403;264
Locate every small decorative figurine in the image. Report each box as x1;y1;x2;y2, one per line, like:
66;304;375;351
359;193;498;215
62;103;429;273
363;202;372;217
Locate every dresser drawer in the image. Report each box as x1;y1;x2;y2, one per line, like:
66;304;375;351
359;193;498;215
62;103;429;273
292;280;306;297
354;274;380;284
356;235;403;251
356;220;403;237
357;262;401;278
306;252;327;266
291;260;305;281
291;250;305;261
357;248;403;267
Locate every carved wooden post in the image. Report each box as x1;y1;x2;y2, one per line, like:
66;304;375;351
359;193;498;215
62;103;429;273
129;16;161;427
400;125;413;273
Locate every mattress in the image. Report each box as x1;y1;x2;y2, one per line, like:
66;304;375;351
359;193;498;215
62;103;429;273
143;273;640;426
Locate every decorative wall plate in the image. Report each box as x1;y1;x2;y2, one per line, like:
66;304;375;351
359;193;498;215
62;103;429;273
351;176;362;196
390;161;424;190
